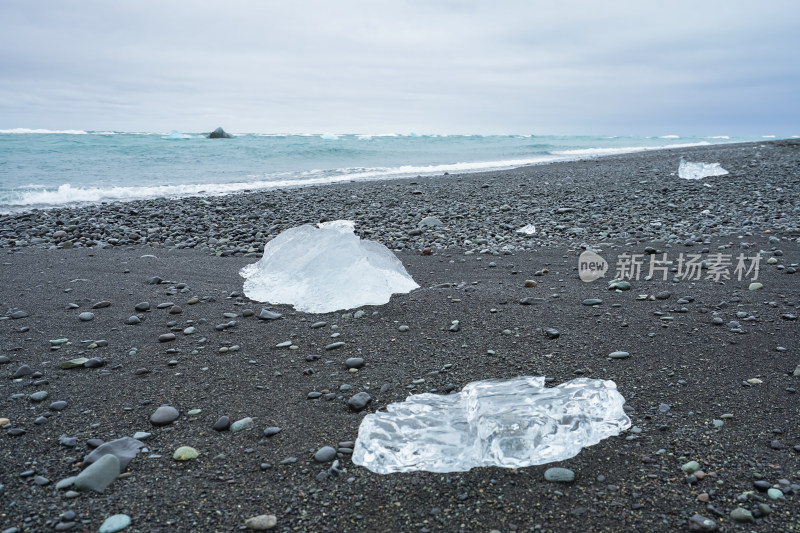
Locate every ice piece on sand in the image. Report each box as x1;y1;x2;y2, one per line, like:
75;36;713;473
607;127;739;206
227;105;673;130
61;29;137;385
352;376;631;474
678;158;729;180
240;220;419;313
516;224;537;235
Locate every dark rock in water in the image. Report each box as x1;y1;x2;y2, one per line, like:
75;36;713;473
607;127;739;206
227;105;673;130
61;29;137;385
83;437;145;470
208;127;232;139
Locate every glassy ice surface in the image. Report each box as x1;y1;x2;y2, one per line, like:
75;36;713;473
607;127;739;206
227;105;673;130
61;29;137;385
516;224;537;235
678;158;729;180
352;376;631;474
240;220;419;313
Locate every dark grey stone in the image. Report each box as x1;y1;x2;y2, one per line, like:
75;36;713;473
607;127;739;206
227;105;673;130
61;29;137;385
150;405;179;426
347;392;371;412
83;437;145;470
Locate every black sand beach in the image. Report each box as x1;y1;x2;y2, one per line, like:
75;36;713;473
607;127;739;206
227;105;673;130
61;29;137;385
1;140;799;532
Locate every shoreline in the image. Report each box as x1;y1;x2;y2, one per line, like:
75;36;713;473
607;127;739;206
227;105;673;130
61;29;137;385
1;140;799;532
2;139;799;255
0;138;794;218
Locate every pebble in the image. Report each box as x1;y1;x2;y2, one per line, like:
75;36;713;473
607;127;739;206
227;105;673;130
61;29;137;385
231;417;254;432
49;400;68;411
767;488;784;500
748;282;763;290
681;460;701;473
74;454;120;493
78;312;95;321
347;392;371;412
398;325;410;332
545;328;560;339
582;298;603;306
173;446;199;461
687;514;719;532
29;391;49;402
325;341;345;350
150;405;179;426
244;514;277;530
12;365;33;378
61;358;88;369
158;333;176;342
135;302;150;311
85;358;104;368
608;351;630;359
98;514;131;533
126;316;141;325
608;280;631;291
263;426;281;437
259;309;283;320
314;446;337;462
345;357;365;369
544;467;575;482
84;437;145;470
213;416;231;431
729;507;755;523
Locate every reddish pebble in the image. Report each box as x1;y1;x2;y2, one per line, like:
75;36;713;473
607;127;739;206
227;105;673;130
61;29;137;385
421;247;432;256
697;493;710;502
694;470;706;480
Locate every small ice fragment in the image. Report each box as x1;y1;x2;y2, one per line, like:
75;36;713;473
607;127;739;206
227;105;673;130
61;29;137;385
240;220;419;313
678;158;729;180
352;376;631;474
516;224;537;235
162;130;192;140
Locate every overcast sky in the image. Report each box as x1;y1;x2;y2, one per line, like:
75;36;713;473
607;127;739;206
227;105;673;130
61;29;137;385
1;1;797;136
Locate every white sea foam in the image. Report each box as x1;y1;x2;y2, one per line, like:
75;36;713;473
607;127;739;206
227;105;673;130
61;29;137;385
762;135;776;138
553;141;711;158
0;128;88;134
320;133;339;140
709;136;730;139
660;135;680;139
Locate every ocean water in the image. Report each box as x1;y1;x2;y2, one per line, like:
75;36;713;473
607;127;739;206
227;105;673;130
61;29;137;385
0;129;779;213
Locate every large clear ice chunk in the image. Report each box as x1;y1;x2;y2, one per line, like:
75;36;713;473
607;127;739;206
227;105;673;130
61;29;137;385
240;220;419;313
678;158;729;180
352;376;631;474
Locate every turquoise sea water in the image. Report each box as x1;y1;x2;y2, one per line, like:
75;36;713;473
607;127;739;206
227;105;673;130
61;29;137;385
0;129;782;213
